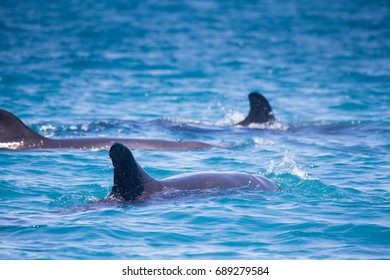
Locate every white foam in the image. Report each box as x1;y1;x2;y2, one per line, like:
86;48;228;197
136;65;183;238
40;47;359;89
252;137;275;146
81;123;89;131
39;124;56;137
246;120;289;130
267;150;309;180
216;112;246;126
39;124;56;132
0;142;23;149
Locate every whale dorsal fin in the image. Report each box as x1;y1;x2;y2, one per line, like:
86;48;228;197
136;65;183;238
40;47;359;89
0;109;46;143
109;142;152;201
237;92;275;126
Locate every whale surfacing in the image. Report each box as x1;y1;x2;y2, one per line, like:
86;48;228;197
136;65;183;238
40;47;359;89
237;92;275;126
108;142;279;201
0;92;277;150
0;109;217;151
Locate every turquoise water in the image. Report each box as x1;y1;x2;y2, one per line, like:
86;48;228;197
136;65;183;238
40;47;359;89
1;0;389;259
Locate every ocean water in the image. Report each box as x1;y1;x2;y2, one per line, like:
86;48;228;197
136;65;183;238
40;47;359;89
0;0;389;259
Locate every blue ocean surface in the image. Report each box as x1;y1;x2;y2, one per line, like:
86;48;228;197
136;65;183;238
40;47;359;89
0;0;389;259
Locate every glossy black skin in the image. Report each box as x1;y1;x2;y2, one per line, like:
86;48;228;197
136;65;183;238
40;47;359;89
236;92;275;126
108;142;279;202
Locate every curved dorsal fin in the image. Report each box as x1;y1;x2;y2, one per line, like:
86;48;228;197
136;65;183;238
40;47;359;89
0;109;46;143
237;92;275;126
109;142;152;200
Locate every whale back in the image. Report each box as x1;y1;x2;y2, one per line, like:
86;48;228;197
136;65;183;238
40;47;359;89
109;142;153;200
237;92;275;126
0;109;45;143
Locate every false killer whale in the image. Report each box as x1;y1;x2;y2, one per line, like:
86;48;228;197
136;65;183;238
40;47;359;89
107;142;279;201
0;92;275;150
236;92;275;126
0;109;216;150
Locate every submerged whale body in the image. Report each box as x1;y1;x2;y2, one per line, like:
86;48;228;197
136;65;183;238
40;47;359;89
0;109;216;150
0;92;275;150
107;142;279;201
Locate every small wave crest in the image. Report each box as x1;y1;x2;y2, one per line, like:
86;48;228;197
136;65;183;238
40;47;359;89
35;120;142;137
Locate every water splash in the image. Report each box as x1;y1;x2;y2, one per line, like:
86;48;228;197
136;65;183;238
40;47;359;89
252;137;275;146
246;120;289;130
216;111;246;126
0;142;23;150
266;150;309;180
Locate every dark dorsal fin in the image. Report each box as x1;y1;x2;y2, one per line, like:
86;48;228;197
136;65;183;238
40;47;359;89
109;142;152;200
0;109;46;143
237;92;275;126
